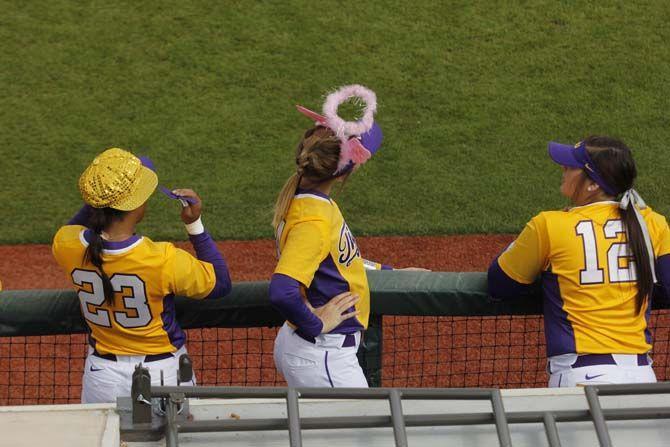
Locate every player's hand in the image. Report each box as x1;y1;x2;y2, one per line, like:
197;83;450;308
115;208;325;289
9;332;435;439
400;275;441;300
172;189;202;224
396;267;432;272
304;292;360;334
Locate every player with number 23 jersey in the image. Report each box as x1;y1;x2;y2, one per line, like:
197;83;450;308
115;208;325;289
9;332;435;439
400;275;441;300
53;148;231;403
53;225;220;355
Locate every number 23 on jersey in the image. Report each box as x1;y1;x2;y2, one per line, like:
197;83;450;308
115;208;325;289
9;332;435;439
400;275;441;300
72;269;152;329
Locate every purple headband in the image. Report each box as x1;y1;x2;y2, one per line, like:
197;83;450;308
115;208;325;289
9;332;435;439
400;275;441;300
547;141;619;196
139;156;198;205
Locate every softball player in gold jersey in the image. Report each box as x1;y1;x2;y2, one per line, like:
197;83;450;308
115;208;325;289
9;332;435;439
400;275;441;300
53;148;231;403
488;136;670;386
269;86;395;387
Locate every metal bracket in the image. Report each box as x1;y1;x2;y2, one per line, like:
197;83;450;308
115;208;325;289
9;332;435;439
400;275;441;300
131;364;152;424
178;354;194;385
119;395;191;442
121;364;191;442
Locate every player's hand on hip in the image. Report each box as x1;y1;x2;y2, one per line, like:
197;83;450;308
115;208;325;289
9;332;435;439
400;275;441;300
173;189;202;224
305;292;360;334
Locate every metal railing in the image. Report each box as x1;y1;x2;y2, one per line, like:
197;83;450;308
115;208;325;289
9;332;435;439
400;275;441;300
584;382;670;447
119;365;670;447
127;384;512;447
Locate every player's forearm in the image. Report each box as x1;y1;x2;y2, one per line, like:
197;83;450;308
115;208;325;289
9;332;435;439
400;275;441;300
269;273;324;337
188;225;232;299
68;204;93;226
363;259;393;270
655;254;670;303
487;257;536;301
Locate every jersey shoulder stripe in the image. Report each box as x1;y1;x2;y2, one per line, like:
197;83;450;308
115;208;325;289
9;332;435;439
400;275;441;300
287;193;336;225
294;193;331;204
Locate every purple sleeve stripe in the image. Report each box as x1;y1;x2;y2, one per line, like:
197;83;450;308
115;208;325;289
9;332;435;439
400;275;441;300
269;273;323;338
381;264;393;271
189;231;232;299
654;254;670;304
68;205;93;226
487;257;536;301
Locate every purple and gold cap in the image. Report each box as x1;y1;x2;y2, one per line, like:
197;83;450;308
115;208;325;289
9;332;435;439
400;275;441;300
547;141;618;196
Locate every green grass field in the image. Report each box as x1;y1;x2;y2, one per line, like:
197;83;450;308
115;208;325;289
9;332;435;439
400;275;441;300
2;0;670;243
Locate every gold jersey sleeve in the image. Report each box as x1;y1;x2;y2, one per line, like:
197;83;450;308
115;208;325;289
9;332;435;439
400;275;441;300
497;213;550;284
166;244;216;300
646;211;670;258
274;219;330;286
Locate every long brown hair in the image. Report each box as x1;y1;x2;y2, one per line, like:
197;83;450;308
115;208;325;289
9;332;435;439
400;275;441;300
584;135;650;313
84;207;126;305
272;126;342;230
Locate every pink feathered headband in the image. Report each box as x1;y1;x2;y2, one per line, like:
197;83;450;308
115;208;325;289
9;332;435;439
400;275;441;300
296;84;383;176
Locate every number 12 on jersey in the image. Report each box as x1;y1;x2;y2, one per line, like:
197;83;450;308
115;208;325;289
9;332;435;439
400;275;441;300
575;219;636;285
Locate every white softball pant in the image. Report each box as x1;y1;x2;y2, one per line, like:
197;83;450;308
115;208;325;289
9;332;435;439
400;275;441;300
548;353;656;387
274;322;368;388
81;345;195;404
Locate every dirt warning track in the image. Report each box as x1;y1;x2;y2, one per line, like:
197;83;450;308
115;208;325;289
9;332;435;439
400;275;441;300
0;235;514;289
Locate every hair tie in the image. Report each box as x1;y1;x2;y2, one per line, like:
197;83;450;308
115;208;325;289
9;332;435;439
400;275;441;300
620;188;647;210
620;189;656;283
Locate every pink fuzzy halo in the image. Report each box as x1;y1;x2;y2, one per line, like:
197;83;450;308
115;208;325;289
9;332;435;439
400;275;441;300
322;84;377;140
295;84;379;175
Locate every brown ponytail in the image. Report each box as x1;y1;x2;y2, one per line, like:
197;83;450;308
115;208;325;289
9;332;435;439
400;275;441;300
272;126;342;231
584;136;651;313
84;207;126;305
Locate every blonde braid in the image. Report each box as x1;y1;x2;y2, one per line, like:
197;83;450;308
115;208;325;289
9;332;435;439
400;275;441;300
271;126;341;231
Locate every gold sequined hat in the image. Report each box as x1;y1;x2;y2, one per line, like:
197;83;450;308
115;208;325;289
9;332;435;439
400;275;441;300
79;148;158;211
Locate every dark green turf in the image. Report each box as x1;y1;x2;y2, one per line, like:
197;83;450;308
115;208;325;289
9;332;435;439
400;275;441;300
2;0;670;243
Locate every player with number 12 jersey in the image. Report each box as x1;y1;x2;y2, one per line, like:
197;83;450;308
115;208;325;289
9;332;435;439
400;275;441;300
489;136;670;387
495;202;669;355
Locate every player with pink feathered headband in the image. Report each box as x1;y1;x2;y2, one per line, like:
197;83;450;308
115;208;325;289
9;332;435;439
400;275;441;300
294;84;383;176
268;85;390;387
